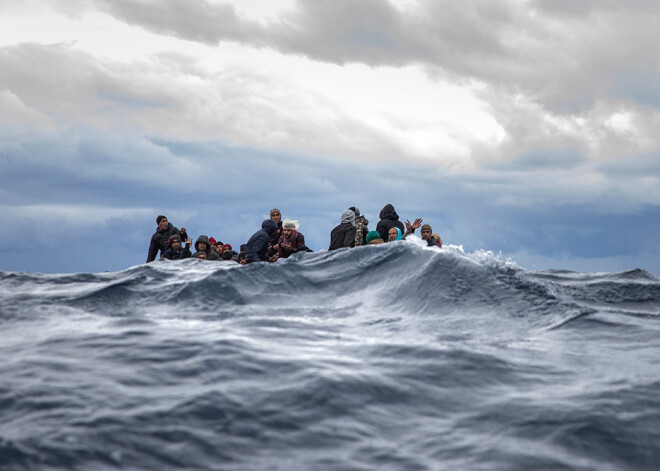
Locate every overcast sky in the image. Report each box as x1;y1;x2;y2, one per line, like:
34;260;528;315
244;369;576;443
1;0;659;275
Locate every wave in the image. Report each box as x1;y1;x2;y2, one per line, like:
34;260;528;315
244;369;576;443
1;240;660;470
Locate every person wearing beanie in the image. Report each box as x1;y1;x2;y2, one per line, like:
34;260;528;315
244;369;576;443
245;219;280;263
366;230;384;245
403;219;442;248
146;215;182;262
193;234;221;260
267;208;284;256
221;243;239;262
375;204;405;243
161;234;192;260
278;219;306;259
329;209;357;251
348;206;369;247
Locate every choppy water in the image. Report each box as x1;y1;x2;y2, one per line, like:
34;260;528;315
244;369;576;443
1;239;659;470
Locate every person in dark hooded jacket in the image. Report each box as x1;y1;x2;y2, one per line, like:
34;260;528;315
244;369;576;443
161;234;192;260
245;219;279;263
329;209;357;250
147;215;182;262
376;204;405;243
194;234;220;260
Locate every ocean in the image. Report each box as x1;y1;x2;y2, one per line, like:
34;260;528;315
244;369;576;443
1;238;659;470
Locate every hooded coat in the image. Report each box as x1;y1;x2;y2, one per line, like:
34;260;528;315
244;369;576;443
194;235;221;260
245;219;279;263
147;223;181;262
376;204;405;243
329;210;357;251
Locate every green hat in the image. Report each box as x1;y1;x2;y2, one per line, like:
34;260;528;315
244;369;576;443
366;230;382;244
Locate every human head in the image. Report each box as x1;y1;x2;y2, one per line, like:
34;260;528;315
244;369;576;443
270;208;281;223
388;228;398;241
168;234;182;249
341;209;356;226
209;237;217;248
366;231;382;244
388;227;402;242
156;215;169;230
262;219;278;235
420;224;433;240
282;219;299;237
194;252;207;260
348;206;360;217
222;244;233;253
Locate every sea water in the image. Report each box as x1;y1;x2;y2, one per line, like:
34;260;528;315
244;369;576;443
1;240;659;470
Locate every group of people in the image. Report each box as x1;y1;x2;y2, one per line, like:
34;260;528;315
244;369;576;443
146;204;442;265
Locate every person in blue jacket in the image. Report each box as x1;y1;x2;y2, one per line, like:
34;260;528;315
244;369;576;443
244;219;279;263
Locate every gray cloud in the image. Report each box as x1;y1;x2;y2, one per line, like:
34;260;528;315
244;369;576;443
72;0;660;112
1;125;659;274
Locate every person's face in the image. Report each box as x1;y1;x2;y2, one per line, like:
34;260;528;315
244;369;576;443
421;229;432;240
222;246;231;253
271;212;281;223
158;218;169;230
198;242;207;251
216;245;224;253
283;227;293;237
388;228;398;241
171;239;181;250
197;253;207;261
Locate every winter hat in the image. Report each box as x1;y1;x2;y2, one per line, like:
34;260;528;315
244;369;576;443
222;243;233;251
209;237;217;245
282;219;300;230
156;215;167;224
168;234;182;244
421;224;433;233
366;230;382;244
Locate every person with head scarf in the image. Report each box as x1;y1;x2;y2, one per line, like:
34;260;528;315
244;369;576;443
388;227;403;242
278;219;306;259
375;204;405;243
329;209;357;251
245;219;280;263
